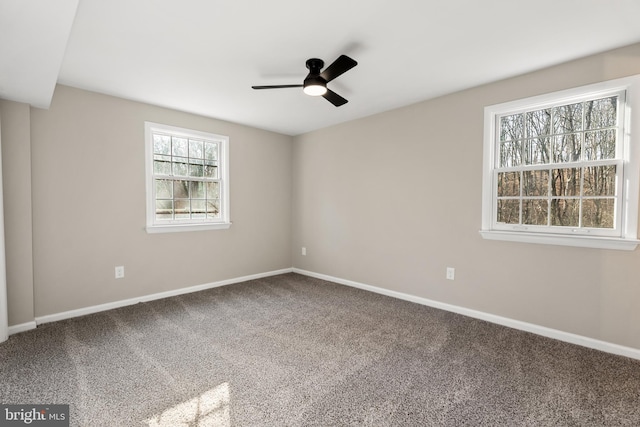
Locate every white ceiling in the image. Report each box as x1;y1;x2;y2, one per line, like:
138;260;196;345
3;0;640;136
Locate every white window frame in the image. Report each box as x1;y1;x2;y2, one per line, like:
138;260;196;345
481;75;640;250
145;122;230;233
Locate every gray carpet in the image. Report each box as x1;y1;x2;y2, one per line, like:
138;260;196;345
1;273;640;426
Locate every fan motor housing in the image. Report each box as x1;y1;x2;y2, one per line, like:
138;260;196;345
305;58;324;75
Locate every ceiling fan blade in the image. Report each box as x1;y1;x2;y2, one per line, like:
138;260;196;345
320;55;357;82
251;84;303;90
323;89;348;107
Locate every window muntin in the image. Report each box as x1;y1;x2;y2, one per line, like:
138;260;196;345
145;122;230;232
493;93;624;237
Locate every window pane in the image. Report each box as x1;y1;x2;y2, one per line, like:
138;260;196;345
550;199;580;226
173;180;189;199
207;200;220;218
190;181;205;199
500;140;522;167
155;179;172;199
497;172;519;197
551;168;581;197
582;199;615;228
173;159;188;176
553;102;583;134
523;170;548;196
206;182;220;199
191;200;206;218
204;164;218;178
153;155;171;175
552;133;581;163
585;96;617;130
500;114;523;141
583;165;616;197
584;129;616;160
524;137;550;165
497;199;520;224
523;199;548;225
155;200;173;220
174;199;190;219
189;161;204;177
526;109;551;138
189;139;204;159
153;134;171;155
204;142;218;160
172;137;188;157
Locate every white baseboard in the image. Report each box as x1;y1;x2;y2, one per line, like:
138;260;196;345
8;321;37;335
32;268;293;327
293;268;640;361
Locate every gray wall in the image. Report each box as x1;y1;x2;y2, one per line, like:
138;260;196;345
3;85;292;320
291;43;640;350
0;100;34;326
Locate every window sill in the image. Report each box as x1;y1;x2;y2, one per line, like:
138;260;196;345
479;230;639;251
146;222;232;234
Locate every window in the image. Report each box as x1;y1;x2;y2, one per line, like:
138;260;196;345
145;122;230;233
481;76;640;250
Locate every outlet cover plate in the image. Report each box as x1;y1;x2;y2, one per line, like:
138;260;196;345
446;267;455;280
115;266;125;279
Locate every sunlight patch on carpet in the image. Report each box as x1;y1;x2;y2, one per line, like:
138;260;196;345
145;382;230;427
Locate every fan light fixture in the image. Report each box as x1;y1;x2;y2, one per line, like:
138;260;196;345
252;55;357;107
303;78;327;96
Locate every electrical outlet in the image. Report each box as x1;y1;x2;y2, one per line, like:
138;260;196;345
115;266;125;279
301;247;307;256
446;267;455;280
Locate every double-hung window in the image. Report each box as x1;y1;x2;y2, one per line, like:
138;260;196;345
481;76;640;250
145;122;230;233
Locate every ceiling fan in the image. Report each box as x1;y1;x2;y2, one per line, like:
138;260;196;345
251;55;357;107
